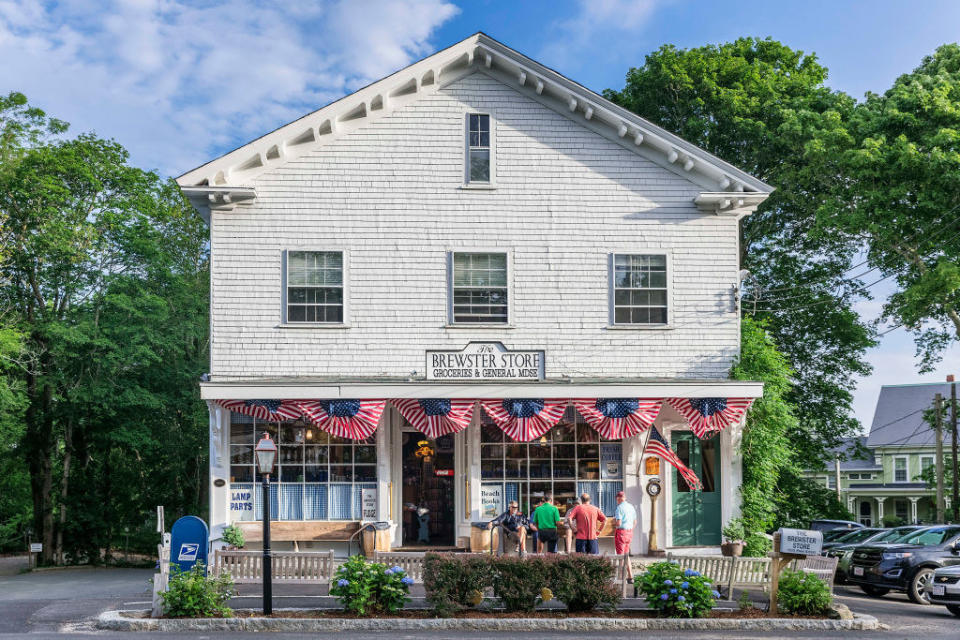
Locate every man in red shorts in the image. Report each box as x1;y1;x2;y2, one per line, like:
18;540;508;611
613;490;638;581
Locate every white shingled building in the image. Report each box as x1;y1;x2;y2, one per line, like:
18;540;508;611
178;33;770;555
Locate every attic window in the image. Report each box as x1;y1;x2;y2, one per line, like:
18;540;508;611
466;114;492;184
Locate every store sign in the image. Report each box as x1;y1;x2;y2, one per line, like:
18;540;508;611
778;528;823;556
230;489;253;514
600;443;622;480
361;488;377;521
481;485;503;518
434;469;454;477
426;342;544;380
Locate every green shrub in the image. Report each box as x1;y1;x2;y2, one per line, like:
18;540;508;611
221;525;245;548
636;561;719;618
743;532;772;557
490;556;552;612
160;563;234;618
423;553;493;617
547;555;621;612
722;518;746;542
328;555;412;615
777;569;832;615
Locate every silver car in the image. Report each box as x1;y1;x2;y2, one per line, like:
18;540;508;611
924;565;960;617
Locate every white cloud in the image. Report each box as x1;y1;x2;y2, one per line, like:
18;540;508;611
0;0;459;175
539;0;665;72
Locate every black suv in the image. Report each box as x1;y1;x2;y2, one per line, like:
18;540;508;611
848;525;960;603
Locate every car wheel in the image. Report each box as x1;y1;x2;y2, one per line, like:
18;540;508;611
907;568;934;604
947;604;960;617
860;585;889;597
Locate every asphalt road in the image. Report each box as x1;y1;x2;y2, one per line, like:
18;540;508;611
1;562;959;638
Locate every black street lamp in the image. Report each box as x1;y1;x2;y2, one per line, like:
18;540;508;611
254;432;277;616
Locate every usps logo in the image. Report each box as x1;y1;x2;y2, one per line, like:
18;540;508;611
178;543;199;562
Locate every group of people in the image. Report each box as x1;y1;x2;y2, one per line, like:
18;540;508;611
486;491;638;579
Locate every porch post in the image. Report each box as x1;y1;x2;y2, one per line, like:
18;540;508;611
206;401;230;546
875;497;885;524
908;497;919;524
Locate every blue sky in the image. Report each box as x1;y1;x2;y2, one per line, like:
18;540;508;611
2;0;959;426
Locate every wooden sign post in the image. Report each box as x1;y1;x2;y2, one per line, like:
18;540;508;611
768;528;823;615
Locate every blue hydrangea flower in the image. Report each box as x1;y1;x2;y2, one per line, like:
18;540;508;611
681;581;690;589
401;577;414;586
663;579;673;586
684;568;693;577
712;590;721;598
660;593;669;600
691;571;700;577
337;578;349;587
678;595;686;602
391;566;404;574
669;588;677;594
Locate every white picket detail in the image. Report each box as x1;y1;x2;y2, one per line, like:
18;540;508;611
213;549;335;584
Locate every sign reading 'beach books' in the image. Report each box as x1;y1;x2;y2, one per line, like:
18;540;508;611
427;342;544;380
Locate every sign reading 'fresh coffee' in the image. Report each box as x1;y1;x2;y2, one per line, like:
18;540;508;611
426;342;544;380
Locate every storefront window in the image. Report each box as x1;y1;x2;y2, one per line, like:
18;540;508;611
229;412;376;521
480;408;622;517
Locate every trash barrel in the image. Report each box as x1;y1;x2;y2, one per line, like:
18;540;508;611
470;521;498;553
361;521;391;556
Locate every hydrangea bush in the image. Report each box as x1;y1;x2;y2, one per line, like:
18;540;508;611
776;568;832;615
328;555;412;615
636;561;719;618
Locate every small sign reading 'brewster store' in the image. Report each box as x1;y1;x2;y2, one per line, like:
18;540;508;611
778;528;823;556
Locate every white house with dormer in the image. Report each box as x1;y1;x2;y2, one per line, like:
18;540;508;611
177;33;770;555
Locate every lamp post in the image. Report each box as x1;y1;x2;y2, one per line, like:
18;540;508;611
254;432;277;616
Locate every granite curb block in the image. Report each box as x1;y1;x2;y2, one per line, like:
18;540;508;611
98;609;881;632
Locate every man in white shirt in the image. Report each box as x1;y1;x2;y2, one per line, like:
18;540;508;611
613;490;638;581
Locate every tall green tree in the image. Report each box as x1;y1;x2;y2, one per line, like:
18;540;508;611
0;93;209;563
604;38;875;467
821;43;960;371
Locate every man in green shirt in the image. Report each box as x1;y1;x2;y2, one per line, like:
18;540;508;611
530;494;561;553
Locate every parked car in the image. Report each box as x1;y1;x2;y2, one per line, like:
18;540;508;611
826;526;924;583
810;519;864;533
848;525;960;603
924;565;960;617
822;527;884;552
823;528;859;543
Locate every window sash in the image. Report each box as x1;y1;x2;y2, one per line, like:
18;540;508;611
466;114;491;184
612;254;668;325
286;251;343;323
452;252;508;323
894;457;907;482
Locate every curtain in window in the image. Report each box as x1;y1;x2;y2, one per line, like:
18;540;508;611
299;399;386;440
329;483;353;520
253;482;279;520
577;481;623;516
666;398;754;439
480;399;568;442
391;399;476;438
279;484;303;520
572;398;661;439
303;484;328;520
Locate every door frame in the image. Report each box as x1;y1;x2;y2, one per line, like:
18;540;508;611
664;426;733;548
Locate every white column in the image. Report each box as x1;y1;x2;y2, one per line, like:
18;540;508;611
875;497;885;523
908;497;919;524
206;401;230;546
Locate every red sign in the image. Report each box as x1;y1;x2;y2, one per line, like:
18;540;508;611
434;469;454;477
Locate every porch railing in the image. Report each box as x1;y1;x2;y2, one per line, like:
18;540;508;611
212;549;335;584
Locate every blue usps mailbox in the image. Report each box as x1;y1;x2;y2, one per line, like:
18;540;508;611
170;516;209;574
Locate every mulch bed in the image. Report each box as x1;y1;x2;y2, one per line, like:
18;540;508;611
225;608;828;620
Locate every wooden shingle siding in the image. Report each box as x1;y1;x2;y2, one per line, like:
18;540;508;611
210;73;740;380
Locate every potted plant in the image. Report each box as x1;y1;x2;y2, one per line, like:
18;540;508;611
222;524;245;550
720;518;745;557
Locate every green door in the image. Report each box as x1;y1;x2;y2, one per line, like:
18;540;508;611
671;431;721;546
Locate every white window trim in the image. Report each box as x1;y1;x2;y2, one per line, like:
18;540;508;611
446;249;513;327
893;455;909;483
279;248;350;328
919;455;935;477
461;112;497;189
607;251;673;329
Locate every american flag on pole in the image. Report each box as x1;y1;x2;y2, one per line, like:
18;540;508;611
644;427;702;490
667;397;754;439
298;399;386;440
217;399;304;422
479;399;568;442
391;399;476;439
572;398;661;440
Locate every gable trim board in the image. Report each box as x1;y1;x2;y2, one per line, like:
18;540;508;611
176;33;772;217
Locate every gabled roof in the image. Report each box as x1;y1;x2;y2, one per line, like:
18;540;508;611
824;437;880;471
867;382;949;448
177;32;773;215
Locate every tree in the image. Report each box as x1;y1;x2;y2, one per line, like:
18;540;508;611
0;93;209;563
822;44;960;371
604;38;875;467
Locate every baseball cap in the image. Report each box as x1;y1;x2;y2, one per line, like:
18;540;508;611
615;491;625;498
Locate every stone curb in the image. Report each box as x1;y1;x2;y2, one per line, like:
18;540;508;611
98;609;881;632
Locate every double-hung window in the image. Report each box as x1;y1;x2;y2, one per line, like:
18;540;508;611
612;254;668;325
920;455;935;479
286;251;343;323
451;252;508;324
894;456;908;483
466;114;491;184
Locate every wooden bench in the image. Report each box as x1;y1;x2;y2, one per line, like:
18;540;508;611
236;521;361;550
665;554;772;600
793;555;839;594
213;549;335;585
